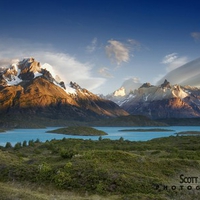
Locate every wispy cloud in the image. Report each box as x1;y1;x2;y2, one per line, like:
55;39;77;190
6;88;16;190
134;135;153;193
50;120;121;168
127;39;141;51
105;40;129;65
0;38;105;92
0;58;19;68
86;37;97;53
98;67;114;78
157;57;200;87
36;52;106;91
161;53;188;72
161;53;178;64
123;76;140;83
191;32;200;41
166;57;188;72
153;74;165;85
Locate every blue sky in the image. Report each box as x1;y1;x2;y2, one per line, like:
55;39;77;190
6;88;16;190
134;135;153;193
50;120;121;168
0;0;200;94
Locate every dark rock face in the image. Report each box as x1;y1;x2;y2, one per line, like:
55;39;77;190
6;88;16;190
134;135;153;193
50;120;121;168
70;81;81;90
139;82;152;88
161;79;171;89
41;68;54;83
19;71;35;80
59;81;66;89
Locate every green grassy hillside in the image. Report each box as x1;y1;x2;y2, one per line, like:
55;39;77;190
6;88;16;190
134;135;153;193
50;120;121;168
1;135;200;199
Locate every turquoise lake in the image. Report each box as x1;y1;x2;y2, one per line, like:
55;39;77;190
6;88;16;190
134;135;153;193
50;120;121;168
0;126;200;147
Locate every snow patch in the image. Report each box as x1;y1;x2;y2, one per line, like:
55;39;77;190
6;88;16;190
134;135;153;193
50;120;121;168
52;81;76;94
66;85;77;94
34;72;43;78
119;94;136;106
41;63;56;78
5;75;22;85
144;94;150;101
113;87;126;97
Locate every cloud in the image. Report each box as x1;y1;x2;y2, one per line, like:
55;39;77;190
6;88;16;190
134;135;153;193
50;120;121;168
123;76;140;83
36;52;106;91
157;57;200;87
0;38;105;92
105;40;129;65
191;32;200;41
0;58;19;68
127;39;141;51
153;74;165;85
120;77;142;92
131;77;140;83
161;53;188;72
86;37;97;53
166;57;188;72
161;53;177;64
98;67;113;78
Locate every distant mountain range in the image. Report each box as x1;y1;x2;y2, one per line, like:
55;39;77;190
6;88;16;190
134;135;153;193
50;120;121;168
107;79;200;119
104;57;200;119
1;57;200;127
0;58;128;126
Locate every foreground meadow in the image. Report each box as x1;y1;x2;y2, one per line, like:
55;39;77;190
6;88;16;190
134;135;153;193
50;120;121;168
1;135;200;199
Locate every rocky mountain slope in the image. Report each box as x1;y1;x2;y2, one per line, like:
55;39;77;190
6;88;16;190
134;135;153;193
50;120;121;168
118;80;200;119
0;58;128;122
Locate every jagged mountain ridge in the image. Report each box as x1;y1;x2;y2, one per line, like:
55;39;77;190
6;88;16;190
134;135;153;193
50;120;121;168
0;58;66;90
0;58;128;120
103;78;142;105
119;80;200;119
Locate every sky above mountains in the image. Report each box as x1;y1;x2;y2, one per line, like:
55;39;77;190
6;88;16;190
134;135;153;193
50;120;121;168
0;0;200;94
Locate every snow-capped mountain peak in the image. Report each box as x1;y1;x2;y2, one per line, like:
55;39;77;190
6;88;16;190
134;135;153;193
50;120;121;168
0;57;79;94
121;80;189;104
0;58;129;121
118;79;200;119
18;57;41;73
2;58;42;86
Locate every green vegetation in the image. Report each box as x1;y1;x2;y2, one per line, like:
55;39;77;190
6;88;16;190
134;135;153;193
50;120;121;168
157;117;200;126
46;126;107;136
89;115;168;127
0;114;167;128
176;131;200;135
119;128;174;132
1;135;200;199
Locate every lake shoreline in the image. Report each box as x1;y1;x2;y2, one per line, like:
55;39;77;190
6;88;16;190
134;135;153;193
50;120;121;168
118;128;174;132
0;126;200;147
